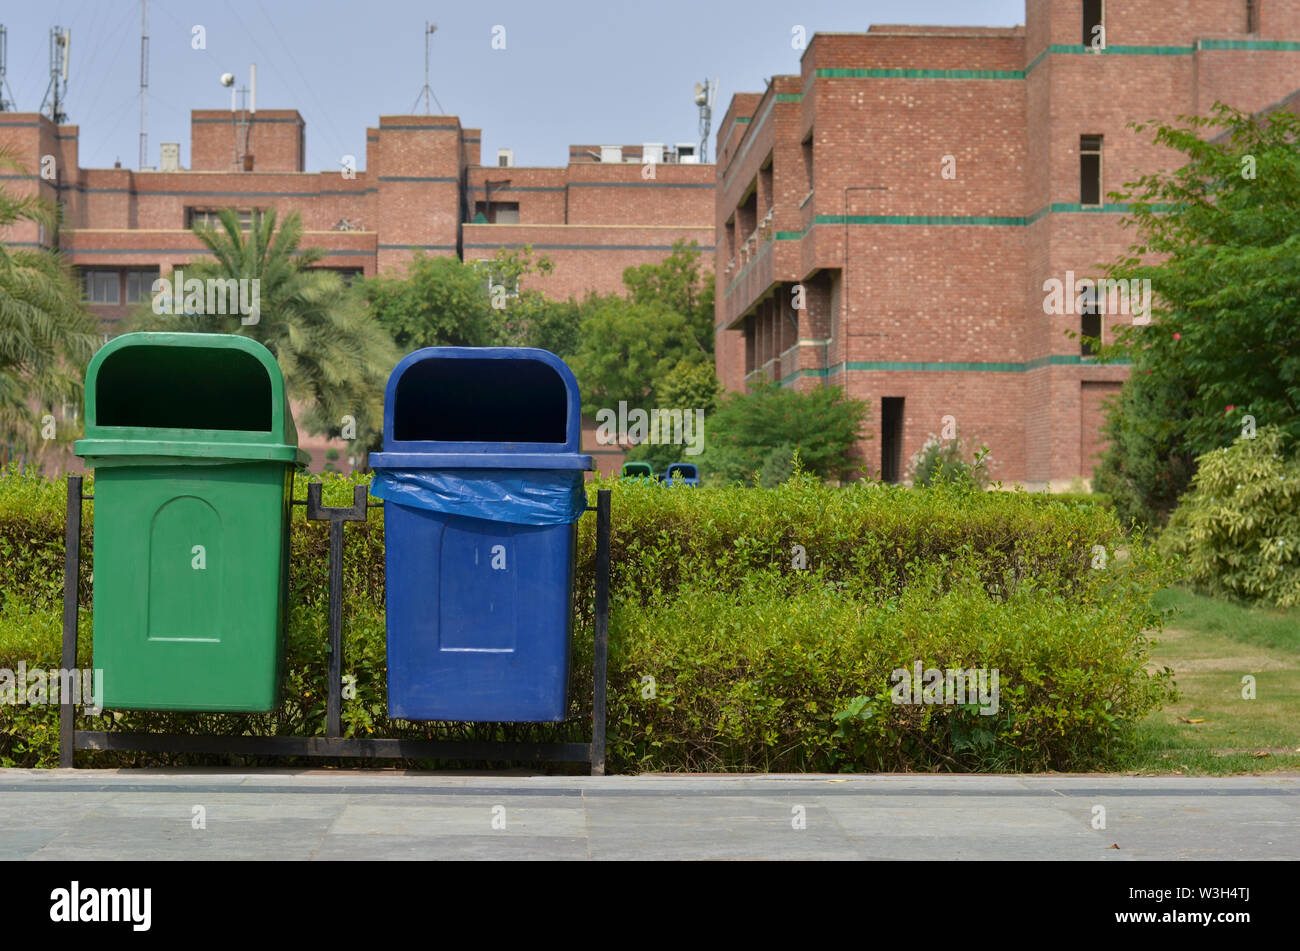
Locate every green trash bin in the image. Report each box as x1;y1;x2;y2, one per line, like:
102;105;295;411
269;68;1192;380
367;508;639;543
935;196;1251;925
74;333;307;711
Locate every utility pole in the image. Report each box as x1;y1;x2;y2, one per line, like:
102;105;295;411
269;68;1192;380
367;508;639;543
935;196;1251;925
139;0;149;169
412;23;444;115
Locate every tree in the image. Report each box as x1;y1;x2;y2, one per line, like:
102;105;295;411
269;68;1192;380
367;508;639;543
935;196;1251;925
700;381;869;484
363;245;583;357
621;239;715;357
131;208;398;446
363;251;495;351
1094;103;1300;525
570;241;718;414
569;297;702;416
621;359;725;472
0;148;98;464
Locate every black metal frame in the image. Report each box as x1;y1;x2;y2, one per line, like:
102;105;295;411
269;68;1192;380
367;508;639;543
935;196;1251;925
59;476;612;775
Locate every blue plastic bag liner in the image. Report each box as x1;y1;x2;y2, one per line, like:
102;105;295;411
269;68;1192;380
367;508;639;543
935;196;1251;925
371;466;588;525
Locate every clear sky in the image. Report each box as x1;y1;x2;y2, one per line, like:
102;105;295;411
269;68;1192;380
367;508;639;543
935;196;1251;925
1;0;1024;172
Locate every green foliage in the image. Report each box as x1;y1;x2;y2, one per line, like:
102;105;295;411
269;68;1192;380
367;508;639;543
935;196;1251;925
1161;426;1300;607
620;239;715;357
655;358;723;414
0;148;98;463
1092;373;1199;528
757;443;797;488
1096;104;1300;526
130;208;398;447
363;245;581;361
363;251;497;350
570;298;703;415
570;241;716;413
0;470;1175;772
607;571;1172;772
909;431;992;489
701;381;868;484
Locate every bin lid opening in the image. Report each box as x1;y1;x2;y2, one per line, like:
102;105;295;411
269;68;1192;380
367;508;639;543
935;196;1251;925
393;357;567;444
668;463;698;478
94;344;273;432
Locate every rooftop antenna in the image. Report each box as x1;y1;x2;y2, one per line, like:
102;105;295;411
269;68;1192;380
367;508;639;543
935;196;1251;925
220;66;255;170
41;26;70;124
693;77;716;163
138;0;149;169
412;22;444;115
0;26;17;111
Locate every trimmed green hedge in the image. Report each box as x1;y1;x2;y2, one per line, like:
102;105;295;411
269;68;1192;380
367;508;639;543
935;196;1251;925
0;467;1175;772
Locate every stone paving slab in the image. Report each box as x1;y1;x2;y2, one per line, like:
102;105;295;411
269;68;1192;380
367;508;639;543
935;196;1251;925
0;769;1295;860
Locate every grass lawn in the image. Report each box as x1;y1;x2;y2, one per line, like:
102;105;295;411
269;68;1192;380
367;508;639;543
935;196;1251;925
1121;587;1300;775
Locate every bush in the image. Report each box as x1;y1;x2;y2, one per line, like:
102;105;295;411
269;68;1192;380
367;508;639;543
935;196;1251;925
1161;426;1300;607
0;468;1175;772
701;381;868;484
908;432;991;488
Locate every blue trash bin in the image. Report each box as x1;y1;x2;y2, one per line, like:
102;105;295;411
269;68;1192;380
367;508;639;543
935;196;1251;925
664;463;700;487
369;347;593;722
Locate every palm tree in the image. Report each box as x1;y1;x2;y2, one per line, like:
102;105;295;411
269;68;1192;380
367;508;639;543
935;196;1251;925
0;147;98;466
132;207;398;446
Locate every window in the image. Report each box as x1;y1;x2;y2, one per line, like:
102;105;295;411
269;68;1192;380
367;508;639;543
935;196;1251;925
186;207;256;230
1080;135;1103;206
82;270;120;305
1080;283;1102;356
472;201;519;224
881;398;905;484
317;267;364;285
1247;0;1259;33
125;269;160;303
1083;0;1104;47
801;131;814;196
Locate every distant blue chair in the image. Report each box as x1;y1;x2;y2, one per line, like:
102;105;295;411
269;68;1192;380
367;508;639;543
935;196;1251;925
663;462;700;487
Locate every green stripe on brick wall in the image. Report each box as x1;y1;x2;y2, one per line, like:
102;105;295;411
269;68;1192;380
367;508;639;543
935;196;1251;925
816;66;1023;81
1198;39;1300;51
815;355;1130;375
766;204;1132;243
808;41;1291;89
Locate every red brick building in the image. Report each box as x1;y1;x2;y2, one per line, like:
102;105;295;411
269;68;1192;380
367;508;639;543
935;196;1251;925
715;0;1300;489
0;107;713;472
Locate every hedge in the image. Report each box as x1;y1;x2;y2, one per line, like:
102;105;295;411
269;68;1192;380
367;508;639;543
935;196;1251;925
0;467;1176;772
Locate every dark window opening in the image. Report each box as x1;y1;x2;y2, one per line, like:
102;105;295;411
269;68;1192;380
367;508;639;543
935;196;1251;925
882;397;904;484
1247;0;1259;33
1081;312;1102;356
1083;0;1104;46
186;207;257;230
1080;135;1103;206
801;132;814;195
95;345;272;431
473;201;519;224
125;269;160;303
81;269;120;304
393;357;567;443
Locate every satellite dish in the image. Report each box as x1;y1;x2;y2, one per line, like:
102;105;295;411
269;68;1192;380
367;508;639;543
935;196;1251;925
220;73;235;87
693;82;707;106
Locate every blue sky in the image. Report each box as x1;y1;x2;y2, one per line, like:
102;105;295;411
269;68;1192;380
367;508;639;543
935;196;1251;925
2;0;1024;172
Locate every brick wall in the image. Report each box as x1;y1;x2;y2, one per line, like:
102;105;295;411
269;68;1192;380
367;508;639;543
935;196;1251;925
715;0;1300;486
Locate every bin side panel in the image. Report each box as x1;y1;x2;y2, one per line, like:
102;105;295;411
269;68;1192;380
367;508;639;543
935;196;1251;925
385;504;573;722
147;496;223;640
92;464;289;712
439;520;518;651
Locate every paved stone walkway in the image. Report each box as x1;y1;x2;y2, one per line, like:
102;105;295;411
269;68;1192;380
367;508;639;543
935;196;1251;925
1;770;1296;860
